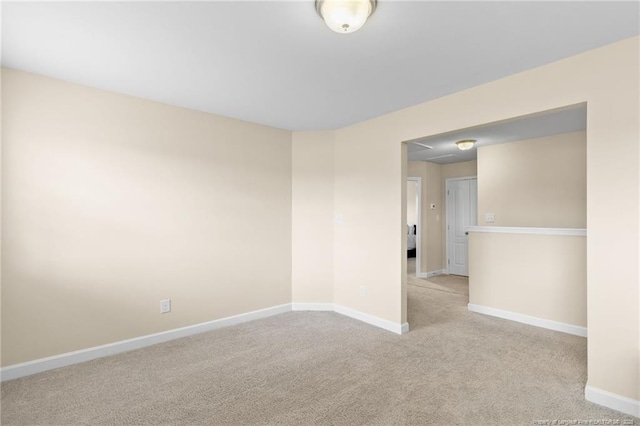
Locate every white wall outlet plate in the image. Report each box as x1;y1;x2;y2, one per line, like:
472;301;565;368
335;214;344;225
160;299;171;314
485;213;495;223
359;285;366;297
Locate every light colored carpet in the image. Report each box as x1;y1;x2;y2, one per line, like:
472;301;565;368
406;257;468;295
408;273;469;296
2;283;635;425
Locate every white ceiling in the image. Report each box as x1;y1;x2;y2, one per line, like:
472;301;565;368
2;2;638;131
406;104;586;164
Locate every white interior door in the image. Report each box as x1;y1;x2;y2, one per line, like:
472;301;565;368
446;178;477;276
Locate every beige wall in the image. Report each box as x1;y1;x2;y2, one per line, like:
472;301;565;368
334;125;405;323
441;160;478;181
0;69;3;369
330;37;638;400
424;162;443;273
292;131;334;304
406;181;418;226
469;232;587;327
478;131;586;228
1;69;293;366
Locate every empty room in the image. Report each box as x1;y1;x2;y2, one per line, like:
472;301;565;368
1;1;639;425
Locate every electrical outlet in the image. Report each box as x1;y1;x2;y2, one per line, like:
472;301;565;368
160;299;171;314
485;213;495;223
359;285;366;297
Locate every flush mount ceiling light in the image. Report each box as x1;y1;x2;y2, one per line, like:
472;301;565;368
455;139;476;151
316;0;377;34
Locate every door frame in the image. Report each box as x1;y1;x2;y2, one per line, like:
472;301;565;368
407;177;422;277
445;176;477;275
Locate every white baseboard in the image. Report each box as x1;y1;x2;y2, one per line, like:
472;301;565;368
400;322;410;334
416;269;445;279
1;303;292;382
333;304;409;335
291;303;333;311
2;302;409;381
467;303;587;337
585;384;640;417
294;302;409;335
427;269;445;278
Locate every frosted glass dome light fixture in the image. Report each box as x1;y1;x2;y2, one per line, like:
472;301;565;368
455;139;476;151
316;0;377;34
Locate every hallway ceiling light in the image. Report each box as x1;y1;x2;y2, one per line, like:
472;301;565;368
316;0;377;34
455;139;476;151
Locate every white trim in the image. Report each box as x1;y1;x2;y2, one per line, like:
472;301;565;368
2;302;409;381
585;385;640;417
427;269;446;278
467;303;587;337
1;304;292;382
444;175;477;182
407;176;422;277
333;304;409;335
416;269;446;279
467;226;586;236
291;303;333;311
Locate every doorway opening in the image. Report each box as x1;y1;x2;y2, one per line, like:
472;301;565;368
406;177;421;278
402;103;587;337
